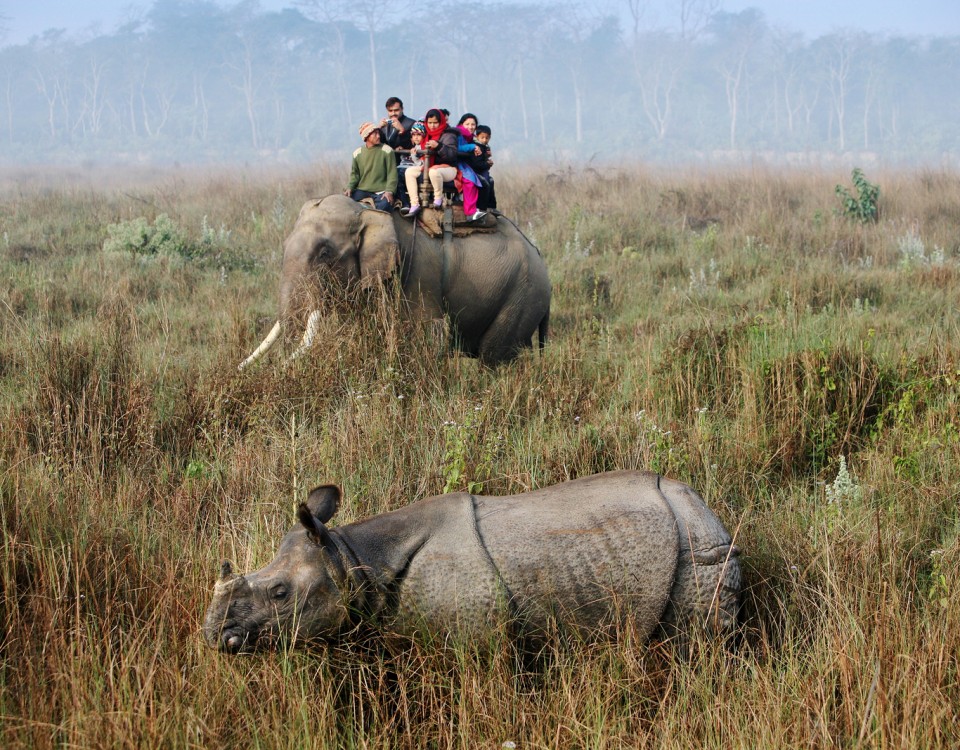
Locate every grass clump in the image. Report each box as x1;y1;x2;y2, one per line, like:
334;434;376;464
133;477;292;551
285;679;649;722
103;212;257;270
104;213;188;257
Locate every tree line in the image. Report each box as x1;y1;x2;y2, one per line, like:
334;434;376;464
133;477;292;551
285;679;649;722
1;0;958;165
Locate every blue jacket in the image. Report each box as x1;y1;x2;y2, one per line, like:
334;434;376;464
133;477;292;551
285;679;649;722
456;133;480;186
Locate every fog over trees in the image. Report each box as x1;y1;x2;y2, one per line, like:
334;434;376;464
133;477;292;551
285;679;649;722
0;0;957;166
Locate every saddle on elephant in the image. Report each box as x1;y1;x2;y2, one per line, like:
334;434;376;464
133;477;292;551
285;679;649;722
413;204;498;238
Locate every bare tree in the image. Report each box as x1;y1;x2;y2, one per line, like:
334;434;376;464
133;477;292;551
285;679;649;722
822;32;864;152
137;61;176;137
677;0;720;41
228;33;262;149
76;55;109;136
861;45;881;150
623;0;649;40
296;1;354;129
0;47;20;143
32;68;62;139
298;0;407;121
552;5;617;144
709;9;766;149
632;31;686;141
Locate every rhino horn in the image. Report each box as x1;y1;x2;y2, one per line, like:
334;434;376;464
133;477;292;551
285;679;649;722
213;561;249;595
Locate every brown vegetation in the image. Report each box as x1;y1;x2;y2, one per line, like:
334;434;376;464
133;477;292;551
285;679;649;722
1;164;958;747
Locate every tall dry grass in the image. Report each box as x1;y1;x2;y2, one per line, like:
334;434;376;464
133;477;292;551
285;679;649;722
1;163;958;747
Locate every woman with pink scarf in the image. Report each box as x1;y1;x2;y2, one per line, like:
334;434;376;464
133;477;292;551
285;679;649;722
406;108;459;216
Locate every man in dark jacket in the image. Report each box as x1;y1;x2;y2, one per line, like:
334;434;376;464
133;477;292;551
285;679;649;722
379;97;416;155
380;96;416;204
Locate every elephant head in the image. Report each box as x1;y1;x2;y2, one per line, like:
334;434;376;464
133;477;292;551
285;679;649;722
240;195;400;368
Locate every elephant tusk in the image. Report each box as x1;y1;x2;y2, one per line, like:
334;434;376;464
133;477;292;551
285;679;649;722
238;320;282;370
287;310;322;363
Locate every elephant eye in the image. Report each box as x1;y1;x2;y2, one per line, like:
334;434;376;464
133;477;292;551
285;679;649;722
269;583;289;601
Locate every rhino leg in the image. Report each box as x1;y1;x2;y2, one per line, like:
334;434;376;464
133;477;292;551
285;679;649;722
656;476;741;636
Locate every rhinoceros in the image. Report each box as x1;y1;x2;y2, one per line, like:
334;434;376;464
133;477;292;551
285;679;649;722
203;471;741;653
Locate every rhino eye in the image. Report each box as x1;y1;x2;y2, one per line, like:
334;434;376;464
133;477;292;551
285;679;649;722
269;583;289;601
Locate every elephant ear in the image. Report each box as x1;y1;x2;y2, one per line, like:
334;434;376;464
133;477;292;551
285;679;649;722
357;209;400;289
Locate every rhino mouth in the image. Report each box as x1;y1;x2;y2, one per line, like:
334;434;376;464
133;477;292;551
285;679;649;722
220;629;256;653
204;620;261;653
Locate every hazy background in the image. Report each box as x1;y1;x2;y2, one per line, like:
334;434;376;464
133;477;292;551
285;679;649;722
1;0;958;166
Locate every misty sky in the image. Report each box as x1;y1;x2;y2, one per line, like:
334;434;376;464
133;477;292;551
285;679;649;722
3;0;959;44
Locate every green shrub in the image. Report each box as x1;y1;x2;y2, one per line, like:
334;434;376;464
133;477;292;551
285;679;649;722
835;167;880;224
103;213;189;257
103;213;256;270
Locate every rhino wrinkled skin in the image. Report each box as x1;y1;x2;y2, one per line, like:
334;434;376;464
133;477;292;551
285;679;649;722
203;471;741;653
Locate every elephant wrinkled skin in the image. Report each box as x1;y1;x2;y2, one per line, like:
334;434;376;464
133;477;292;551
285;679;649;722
239;195;551;368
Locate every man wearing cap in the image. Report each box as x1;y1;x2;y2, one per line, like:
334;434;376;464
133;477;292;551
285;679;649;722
344;121;397;212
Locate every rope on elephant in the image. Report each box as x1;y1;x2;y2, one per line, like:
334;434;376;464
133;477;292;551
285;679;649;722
441;205;454;297
410;201;420;264
493;211;543;258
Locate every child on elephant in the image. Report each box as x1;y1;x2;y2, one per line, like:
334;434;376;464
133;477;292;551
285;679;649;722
399;122;426;212
472;125;496;211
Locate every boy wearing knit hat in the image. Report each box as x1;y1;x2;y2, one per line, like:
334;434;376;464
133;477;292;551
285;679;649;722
344;122;397;211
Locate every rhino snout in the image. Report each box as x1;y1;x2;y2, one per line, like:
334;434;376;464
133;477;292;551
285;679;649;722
220;628;255;653
204;565;261;651
203;614;259;652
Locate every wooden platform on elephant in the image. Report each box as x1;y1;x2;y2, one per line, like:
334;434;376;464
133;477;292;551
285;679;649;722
413;206;498;238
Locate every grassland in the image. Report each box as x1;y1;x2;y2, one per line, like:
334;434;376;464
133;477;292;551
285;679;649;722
1;162;958;748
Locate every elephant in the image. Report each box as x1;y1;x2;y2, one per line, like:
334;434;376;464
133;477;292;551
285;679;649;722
239;195;551;368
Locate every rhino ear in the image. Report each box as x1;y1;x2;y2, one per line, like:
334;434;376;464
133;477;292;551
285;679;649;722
298;503;335;548
306;484;341;523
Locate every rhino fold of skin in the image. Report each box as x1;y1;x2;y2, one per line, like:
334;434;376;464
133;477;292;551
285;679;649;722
203;471;741;651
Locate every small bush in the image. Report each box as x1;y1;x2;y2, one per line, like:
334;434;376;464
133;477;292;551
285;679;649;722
103;213;189;257
835;167;880;224
898;227;946;269
103;213;256;270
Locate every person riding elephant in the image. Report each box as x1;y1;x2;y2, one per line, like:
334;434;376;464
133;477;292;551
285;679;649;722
406;108;459;213
345;121;397;212
238;194;550;368
380;96;417;205
379;96;416;157
455;112;486;222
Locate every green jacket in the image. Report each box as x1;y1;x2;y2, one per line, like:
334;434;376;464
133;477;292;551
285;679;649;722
348;144;398;194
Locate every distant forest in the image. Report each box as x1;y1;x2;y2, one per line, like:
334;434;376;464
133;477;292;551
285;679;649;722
1;0;958;166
